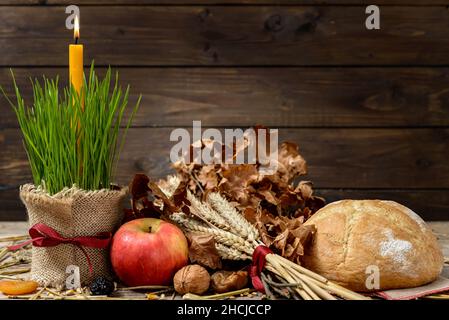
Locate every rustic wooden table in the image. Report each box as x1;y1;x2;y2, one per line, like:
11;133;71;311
0;221;263;300
0;221;448;300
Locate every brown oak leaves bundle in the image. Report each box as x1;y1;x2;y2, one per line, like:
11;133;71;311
173;139;325;220
125;133;325;264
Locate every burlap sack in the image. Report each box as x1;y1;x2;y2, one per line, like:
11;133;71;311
20;184;127;288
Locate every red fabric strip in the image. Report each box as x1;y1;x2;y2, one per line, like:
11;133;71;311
249;245;273;293
7;223;111;274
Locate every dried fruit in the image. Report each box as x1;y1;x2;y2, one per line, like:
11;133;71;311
211;271;248;293
89;277;115;296
173;264;210;295
0;280;38;295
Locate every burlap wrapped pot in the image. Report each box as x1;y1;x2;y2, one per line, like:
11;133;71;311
20;184;127;288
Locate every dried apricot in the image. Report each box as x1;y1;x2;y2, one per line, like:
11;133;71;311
0;280;38;295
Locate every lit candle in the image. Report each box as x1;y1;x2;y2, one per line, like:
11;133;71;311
69;15;83;96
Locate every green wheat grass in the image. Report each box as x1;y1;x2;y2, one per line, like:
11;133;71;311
1;64;141;195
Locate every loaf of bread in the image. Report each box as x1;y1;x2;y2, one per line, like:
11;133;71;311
303;200;443;292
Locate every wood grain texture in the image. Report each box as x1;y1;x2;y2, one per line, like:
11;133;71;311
0;0;38;4
1;3;448;220
15;1;449;5
2;67;449;128
318;190;449;221
0;189;26;221
2;6;449;66
2;187;448;221
2;127;448;189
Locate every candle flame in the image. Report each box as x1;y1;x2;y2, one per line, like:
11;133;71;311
74;15;80;40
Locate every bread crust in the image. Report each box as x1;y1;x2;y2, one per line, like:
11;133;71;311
303;200;443;292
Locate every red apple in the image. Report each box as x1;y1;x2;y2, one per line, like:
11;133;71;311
110;218;189;286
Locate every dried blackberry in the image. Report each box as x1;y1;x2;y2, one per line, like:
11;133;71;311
89;277;115;296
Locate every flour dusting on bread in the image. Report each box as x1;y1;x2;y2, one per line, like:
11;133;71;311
379;229;413;269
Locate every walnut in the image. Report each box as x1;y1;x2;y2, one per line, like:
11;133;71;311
211;270;248;293
173;264;210;295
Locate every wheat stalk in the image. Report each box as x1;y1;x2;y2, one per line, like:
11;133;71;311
207;192;259;243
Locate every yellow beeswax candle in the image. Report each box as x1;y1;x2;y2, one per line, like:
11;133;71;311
69;15;83;96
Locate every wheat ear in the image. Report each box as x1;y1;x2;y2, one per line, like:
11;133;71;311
170;213;255;255
171;213;251;260
187;191;231;231
207;192;259;243
216;243;251;261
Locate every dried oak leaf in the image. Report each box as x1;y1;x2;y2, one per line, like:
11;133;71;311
243;208;274;247
211;270;248;293
197;165;220;191
148;181;180;218
242;207;257;225
187;233;222;269
295;181;313;199
219;164;259;205
124;174;163;222
256;180;279;206
173;161;200;194
296;182;326;214
170;180;191;215
129;173;150;199
245;208;316;263
274;141;307;183
272;224;316;262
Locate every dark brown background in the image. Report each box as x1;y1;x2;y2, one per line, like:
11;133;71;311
1;1;449;220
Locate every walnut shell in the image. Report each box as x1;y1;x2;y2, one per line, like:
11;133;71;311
211;270;248;293
173;264;210;295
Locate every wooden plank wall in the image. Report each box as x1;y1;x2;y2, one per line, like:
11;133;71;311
1;1;449;220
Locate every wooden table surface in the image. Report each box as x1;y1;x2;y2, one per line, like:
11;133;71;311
0;221;262;300
0;221;448;300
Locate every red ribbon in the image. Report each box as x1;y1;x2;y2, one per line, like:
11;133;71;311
249;245;273;293
8;223;111;274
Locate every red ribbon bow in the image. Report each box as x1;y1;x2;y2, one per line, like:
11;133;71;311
249;245;273;293
8;223;112;274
